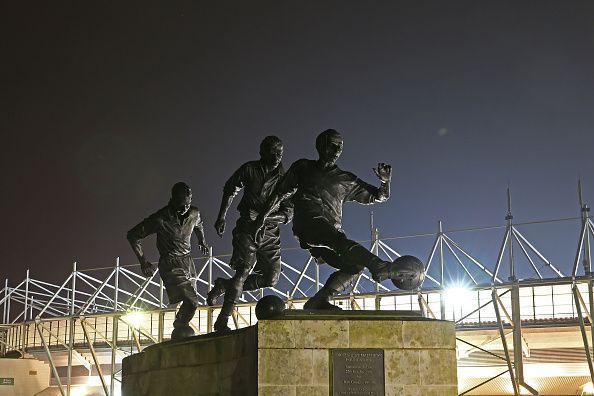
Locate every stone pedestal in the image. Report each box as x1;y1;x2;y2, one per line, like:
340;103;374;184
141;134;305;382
122;326;258;395
258;310;457;396
122;310;457;396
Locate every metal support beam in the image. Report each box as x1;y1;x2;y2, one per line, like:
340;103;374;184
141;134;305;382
492;288;519;395
36;321;66;396
110;258;120;396
67;263;76;396
81;319;109;396
574;284;594;384
439;221;445;319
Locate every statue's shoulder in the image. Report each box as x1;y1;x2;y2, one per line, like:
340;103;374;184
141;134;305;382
341;169;358;181
243;160;260;168
152;206;170;218
291;158;313;170
331;166;358;183
237;160;260;175
146;206;170;225
188;206;201;218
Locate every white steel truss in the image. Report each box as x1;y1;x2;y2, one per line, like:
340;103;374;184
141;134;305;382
1;183;594;396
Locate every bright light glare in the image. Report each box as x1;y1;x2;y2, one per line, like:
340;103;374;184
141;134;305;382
445;286;472;307
87;376;110;386
122;311;145;328
583;382;594;394
70;386;88;396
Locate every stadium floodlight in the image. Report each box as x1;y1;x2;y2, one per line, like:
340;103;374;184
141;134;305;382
582;382;594;394
70;385;89;396
444;284;472;307
122;311;145;329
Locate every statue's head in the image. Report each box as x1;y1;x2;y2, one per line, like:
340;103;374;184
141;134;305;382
259;135;283;169
170;182;192;216
316;129;343;167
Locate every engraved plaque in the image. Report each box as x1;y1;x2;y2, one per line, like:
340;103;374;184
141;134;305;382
332;349;385;396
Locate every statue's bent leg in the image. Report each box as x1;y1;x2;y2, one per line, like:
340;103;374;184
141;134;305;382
243;225;281;291
295;221;360;309
214;226;257;332
314;234;421;287
206;277;228;306
159;255;199;334
305;270;360;310
301;218;395;283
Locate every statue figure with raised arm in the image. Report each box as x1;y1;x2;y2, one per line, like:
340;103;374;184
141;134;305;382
254;129;424;310
208;136;293;332
127;182;209;339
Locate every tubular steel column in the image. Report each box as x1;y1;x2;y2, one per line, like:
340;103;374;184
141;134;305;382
207;248;214;333
372;227;381;309
315;262;320;292
575;284;594;384
507;189;537;395
37;320;66;396
21;270;30;356
110;258;120;396
81;319;109;396
579;181;594;360
67;262;76;396
507;190;523;395
492;288;519;395
24;270;29;322
208;247;213;291
2;279;7;324
158;278;164;342
439;221;446;319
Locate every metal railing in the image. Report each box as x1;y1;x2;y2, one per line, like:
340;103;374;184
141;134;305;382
1;182;594;395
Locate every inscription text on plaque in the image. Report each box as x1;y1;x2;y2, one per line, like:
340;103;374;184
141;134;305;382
331;348;385;396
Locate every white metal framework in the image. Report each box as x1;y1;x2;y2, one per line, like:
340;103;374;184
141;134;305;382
1;183;594;396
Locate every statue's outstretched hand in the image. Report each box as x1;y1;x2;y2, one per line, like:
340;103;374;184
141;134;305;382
140;257;155;278
214;218;226;237
198;242;210;255
373;163;392;183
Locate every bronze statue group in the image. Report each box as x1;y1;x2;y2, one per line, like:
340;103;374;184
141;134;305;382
127;129;425;340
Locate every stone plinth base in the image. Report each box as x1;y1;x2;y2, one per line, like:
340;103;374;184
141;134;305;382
122;310;457;396
122;326;257;395
258;310;457;396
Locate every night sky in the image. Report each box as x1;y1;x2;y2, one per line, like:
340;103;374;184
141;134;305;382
3;1;594;287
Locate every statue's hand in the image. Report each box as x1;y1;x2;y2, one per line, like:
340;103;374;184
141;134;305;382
140;257;155;278
198;242;210;255
214;218;226;237
373;163;392;183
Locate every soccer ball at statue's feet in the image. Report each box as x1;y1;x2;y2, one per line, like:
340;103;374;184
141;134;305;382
255;295;286;319
390;255;425;290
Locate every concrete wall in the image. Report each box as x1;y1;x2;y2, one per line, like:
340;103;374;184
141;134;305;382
257;316;457;396
122;327;258;396
0;358;50;396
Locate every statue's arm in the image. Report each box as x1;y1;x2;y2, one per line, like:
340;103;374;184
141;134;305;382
214;191;235;237
194;211;210;254
348;163;392;204
254;163;300;236
372;163;391;202
374;179;390;203
215;166;245;236
127;215;161;276
266;198;294;224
